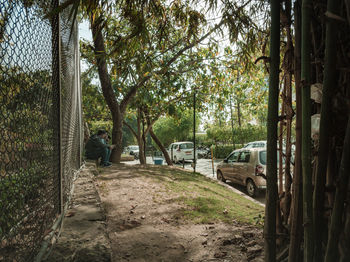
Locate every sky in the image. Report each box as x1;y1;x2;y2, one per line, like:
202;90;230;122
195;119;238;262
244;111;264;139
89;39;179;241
78;21;92;72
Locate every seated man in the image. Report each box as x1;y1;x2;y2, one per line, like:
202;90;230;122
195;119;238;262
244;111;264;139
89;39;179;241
85;130;115;167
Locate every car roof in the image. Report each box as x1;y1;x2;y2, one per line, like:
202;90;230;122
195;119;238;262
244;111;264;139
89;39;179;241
171;141;193;145
246;140;267;144
231;147;266;154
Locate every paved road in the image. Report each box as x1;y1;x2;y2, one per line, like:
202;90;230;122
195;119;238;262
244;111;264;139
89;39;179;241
122;157;266;205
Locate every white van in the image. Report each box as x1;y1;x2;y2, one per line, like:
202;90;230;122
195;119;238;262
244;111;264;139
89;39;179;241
168;142;196;163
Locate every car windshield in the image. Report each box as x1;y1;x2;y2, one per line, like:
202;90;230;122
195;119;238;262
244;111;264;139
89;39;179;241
130;146;139;150
179;143;193;149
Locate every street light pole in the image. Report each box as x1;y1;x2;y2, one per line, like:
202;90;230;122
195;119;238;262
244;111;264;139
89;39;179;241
193;91;196;173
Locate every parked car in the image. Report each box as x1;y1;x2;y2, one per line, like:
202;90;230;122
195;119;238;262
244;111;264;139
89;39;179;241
216;148;267;197
168;142;197;163
124;145;140;159
243;140;267;149
197;146;211;159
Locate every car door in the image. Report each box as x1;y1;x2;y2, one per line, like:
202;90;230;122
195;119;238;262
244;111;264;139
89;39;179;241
221;151;239;181
235;151;251;185
173;144;180;160
169;144;174;160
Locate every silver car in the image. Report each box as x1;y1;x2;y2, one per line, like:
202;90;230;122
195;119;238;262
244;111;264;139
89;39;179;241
216;148;267;197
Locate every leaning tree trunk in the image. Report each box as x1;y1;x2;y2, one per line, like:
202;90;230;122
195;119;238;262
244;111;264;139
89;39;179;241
90;14;124;163
149;127;173;166
325;115;350;262
288;2;303;261
264;1;280;261
313;0;341;259
301;0;314;260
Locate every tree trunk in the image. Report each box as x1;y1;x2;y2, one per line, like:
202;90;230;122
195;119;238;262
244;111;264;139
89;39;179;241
237;101;242;128
110;111;123;163
288;3;303;261
325;116;350;262
137;108;146;164
301;0;314;260
264;1;280;261
149;127;173;166
313;0;341;259
90;14;123;163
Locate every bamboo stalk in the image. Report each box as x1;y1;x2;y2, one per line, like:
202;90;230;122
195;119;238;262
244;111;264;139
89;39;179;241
264;1;280;261
313;0;341;260
301;0;314;260
288;3;303;261
325;116;350;262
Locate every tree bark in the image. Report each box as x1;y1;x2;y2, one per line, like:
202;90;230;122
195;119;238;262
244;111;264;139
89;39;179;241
313;0;341;259
264;1;280;261
301;0;314;260
288;3;303;261
325;116;350;262
149;127;173;165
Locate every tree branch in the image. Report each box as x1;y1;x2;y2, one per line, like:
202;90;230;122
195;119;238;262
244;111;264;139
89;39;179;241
123;120;138;139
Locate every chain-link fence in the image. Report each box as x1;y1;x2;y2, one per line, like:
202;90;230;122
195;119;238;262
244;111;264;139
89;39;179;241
0;0;82;261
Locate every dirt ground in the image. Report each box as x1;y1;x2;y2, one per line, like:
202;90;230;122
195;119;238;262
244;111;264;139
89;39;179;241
95;164;264;262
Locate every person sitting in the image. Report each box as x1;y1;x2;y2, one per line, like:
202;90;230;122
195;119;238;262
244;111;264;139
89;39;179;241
85;130;116;167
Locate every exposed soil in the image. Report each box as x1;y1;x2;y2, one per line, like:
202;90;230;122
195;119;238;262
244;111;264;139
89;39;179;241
95;164;264;262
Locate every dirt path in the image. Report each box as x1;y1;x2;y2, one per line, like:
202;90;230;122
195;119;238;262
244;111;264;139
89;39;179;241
45;163;111;261
95;164;264;262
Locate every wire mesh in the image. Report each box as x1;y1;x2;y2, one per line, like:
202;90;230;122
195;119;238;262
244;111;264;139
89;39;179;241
0;1;82;261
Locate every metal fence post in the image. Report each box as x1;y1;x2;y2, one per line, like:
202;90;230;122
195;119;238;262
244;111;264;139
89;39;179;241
75;20;83;167
52;0;63;214
58;7;64;215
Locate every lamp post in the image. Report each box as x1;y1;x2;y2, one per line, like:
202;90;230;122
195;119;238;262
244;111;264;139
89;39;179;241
193;91;196;173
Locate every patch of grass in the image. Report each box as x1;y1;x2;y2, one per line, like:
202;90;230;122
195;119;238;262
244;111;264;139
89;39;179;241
140;166;264;226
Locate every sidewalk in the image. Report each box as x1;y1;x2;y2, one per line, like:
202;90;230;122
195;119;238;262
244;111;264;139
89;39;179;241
45;162;111;261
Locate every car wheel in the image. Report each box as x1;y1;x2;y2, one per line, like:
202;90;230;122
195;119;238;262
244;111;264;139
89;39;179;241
217;171;226;183
173;156;178;164
246;179;257;197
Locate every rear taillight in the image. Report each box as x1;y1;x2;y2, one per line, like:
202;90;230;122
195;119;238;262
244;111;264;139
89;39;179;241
255;165;264;175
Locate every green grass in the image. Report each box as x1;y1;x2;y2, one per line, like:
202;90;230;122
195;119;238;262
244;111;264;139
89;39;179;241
138;166;264;226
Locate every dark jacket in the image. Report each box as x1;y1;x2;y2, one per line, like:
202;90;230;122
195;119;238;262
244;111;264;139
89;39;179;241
85;135;108;157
